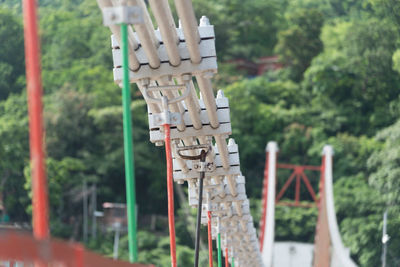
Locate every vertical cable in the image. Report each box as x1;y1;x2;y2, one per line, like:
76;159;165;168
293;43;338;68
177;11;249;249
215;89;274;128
23;0;50;241
225;247;229;267
217;232;222;267
194;150;206;267
121;23;138;262
207;211;213;267
164;124;177;267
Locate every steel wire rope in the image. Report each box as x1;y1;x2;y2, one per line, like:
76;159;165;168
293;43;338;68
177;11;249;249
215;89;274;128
164;124;177;267
194;149;207;267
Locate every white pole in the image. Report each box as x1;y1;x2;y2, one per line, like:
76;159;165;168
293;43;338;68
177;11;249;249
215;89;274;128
113;224;121;260
262;141;278;267
382;210;388;267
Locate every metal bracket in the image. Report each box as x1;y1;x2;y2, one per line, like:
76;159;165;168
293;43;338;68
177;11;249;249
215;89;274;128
102;6;143;26
193;161;215;172
140;75;192;105
150;112;181;127
176;144;215;173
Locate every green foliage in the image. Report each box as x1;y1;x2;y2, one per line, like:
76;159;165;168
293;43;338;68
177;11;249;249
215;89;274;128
368;120;400;207
0;93;30;220
275;206;318;242
304;18;400;135
393;49;400;74
1;0;400;266
0;8;24;100
192;0;283;60
275;8;324;81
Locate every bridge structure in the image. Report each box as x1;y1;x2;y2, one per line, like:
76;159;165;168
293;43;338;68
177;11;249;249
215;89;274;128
0;0;359;266
260;142;357;267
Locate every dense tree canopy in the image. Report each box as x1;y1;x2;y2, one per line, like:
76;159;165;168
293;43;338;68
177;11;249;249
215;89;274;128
0;0;400;266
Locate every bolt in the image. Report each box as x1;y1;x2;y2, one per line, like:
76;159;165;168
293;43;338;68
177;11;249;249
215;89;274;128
228;138;236;146
217;89;225;99
199;16;210;26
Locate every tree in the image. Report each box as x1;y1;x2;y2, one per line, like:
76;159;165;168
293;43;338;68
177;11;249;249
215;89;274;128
191;0;283;60
303;18;400;135
368;119;400;207
275;8;324;81
0;8;24;100
0;93;30;221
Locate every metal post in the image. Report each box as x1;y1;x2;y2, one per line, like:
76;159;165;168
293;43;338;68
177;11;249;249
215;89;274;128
382;210;388;267
113;224;121;260
91;184;97;239
83;181;88;243
22;0;50;241
121;22;138;263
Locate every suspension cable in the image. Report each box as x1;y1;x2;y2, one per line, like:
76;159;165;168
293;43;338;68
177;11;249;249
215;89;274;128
164;123;177;267
194;149;207;267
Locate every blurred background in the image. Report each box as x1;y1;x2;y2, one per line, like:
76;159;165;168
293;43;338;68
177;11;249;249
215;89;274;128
0;0;399;266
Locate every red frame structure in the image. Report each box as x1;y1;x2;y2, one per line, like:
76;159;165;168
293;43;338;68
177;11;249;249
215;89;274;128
275;163;321;208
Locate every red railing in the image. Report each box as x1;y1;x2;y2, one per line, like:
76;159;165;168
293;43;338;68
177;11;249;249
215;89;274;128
0;230;153;267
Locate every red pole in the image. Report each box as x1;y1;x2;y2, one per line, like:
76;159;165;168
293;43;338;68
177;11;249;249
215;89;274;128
163;124;177;267
23;0;50;240
225;247;229;267
295;174;300;205
207;211;213;267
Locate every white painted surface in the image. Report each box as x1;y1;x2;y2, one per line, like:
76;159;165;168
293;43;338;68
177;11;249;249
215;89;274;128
273;242;314;267
262;142;278;267
323;146;358;267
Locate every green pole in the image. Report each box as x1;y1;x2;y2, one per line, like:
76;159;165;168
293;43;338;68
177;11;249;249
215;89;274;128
217;233;222;267
231;257;234;267
121;23;138;263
